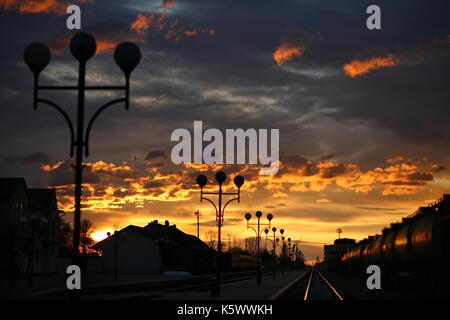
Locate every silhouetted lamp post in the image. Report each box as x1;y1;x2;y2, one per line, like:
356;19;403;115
196;171;244;297
276;228;288;276
23;33;141;272
287;238;292;273
264;228;269;251
244;211;272;284
269;227;285;279
194;210;201;238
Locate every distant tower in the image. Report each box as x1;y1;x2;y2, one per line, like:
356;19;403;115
195;210;200;238
336;228;342;239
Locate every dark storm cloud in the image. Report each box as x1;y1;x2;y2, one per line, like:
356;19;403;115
43;160;100;186
0;0;449;182
3;152;52;165
145;148;169;161
143;180;165;189
320;153;336;162
431;166;446;173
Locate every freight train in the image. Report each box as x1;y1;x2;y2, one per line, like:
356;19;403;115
340;194;450;287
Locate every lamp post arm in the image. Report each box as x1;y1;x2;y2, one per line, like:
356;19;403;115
200;196;219;217
84;98;127;156
222;197;239;217
37;85;126;90
246;225;257;235
36;98;75;157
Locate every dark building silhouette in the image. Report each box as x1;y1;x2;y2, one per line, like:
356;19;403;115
91;220;215;275
0;178;61;278
324;238;355;261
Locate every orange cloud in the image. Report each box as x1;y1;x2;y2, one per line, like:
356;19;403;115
130;13;152;35
272;44;306;66
130;13;214;43
184;28;215;37
343;49;427;78
41;152;445;214
0;0;94;15
343;54;397;78
130;14;169;35
272;29;323;66
0;0;66;15
49;10;214;56
348;35;448;78
161;0;175;11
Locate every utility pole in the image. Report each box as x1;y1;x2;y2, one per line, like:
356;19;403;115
195;210;200;238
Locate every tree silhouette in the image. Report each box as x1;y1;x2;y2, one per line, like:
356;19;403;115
58;218;73;257
204;230;217;250
80;219;95;256
60;220;72;246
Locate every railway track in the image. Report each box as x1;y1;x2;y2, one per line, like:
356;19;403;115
84;271;258;300
304;268;343;300
34;270;259;300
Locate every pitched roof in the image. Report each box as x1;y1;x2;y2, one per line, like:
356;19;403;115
91;222;213;253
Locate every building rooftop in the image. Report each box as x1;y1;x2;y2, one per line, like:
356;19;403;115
91;220;212;252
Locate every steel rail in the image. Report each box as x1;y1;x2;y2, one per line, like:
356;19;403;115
303;269;314;300
316;270;344;300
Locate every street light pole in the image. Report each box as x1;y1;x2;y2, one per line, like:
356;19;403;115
245;211;272;284
195;210;200;238
196;172;244;297
73;57;86;268
287;238;292;274
268;227;284;279
23;33;141;274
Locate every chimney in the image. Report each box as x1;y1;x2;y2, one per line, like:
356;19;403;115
165;220;169;227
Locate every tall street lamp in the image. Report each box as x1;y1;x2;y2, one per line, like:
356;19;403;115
23;33;141;272
244;211;272;284
276;229;288;276
194;210;201;238
267;227;284;279
196;171;244;297
287;238;292;273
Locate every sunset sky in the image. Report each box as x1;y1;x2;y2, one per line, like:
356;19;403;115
0;0;449;260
